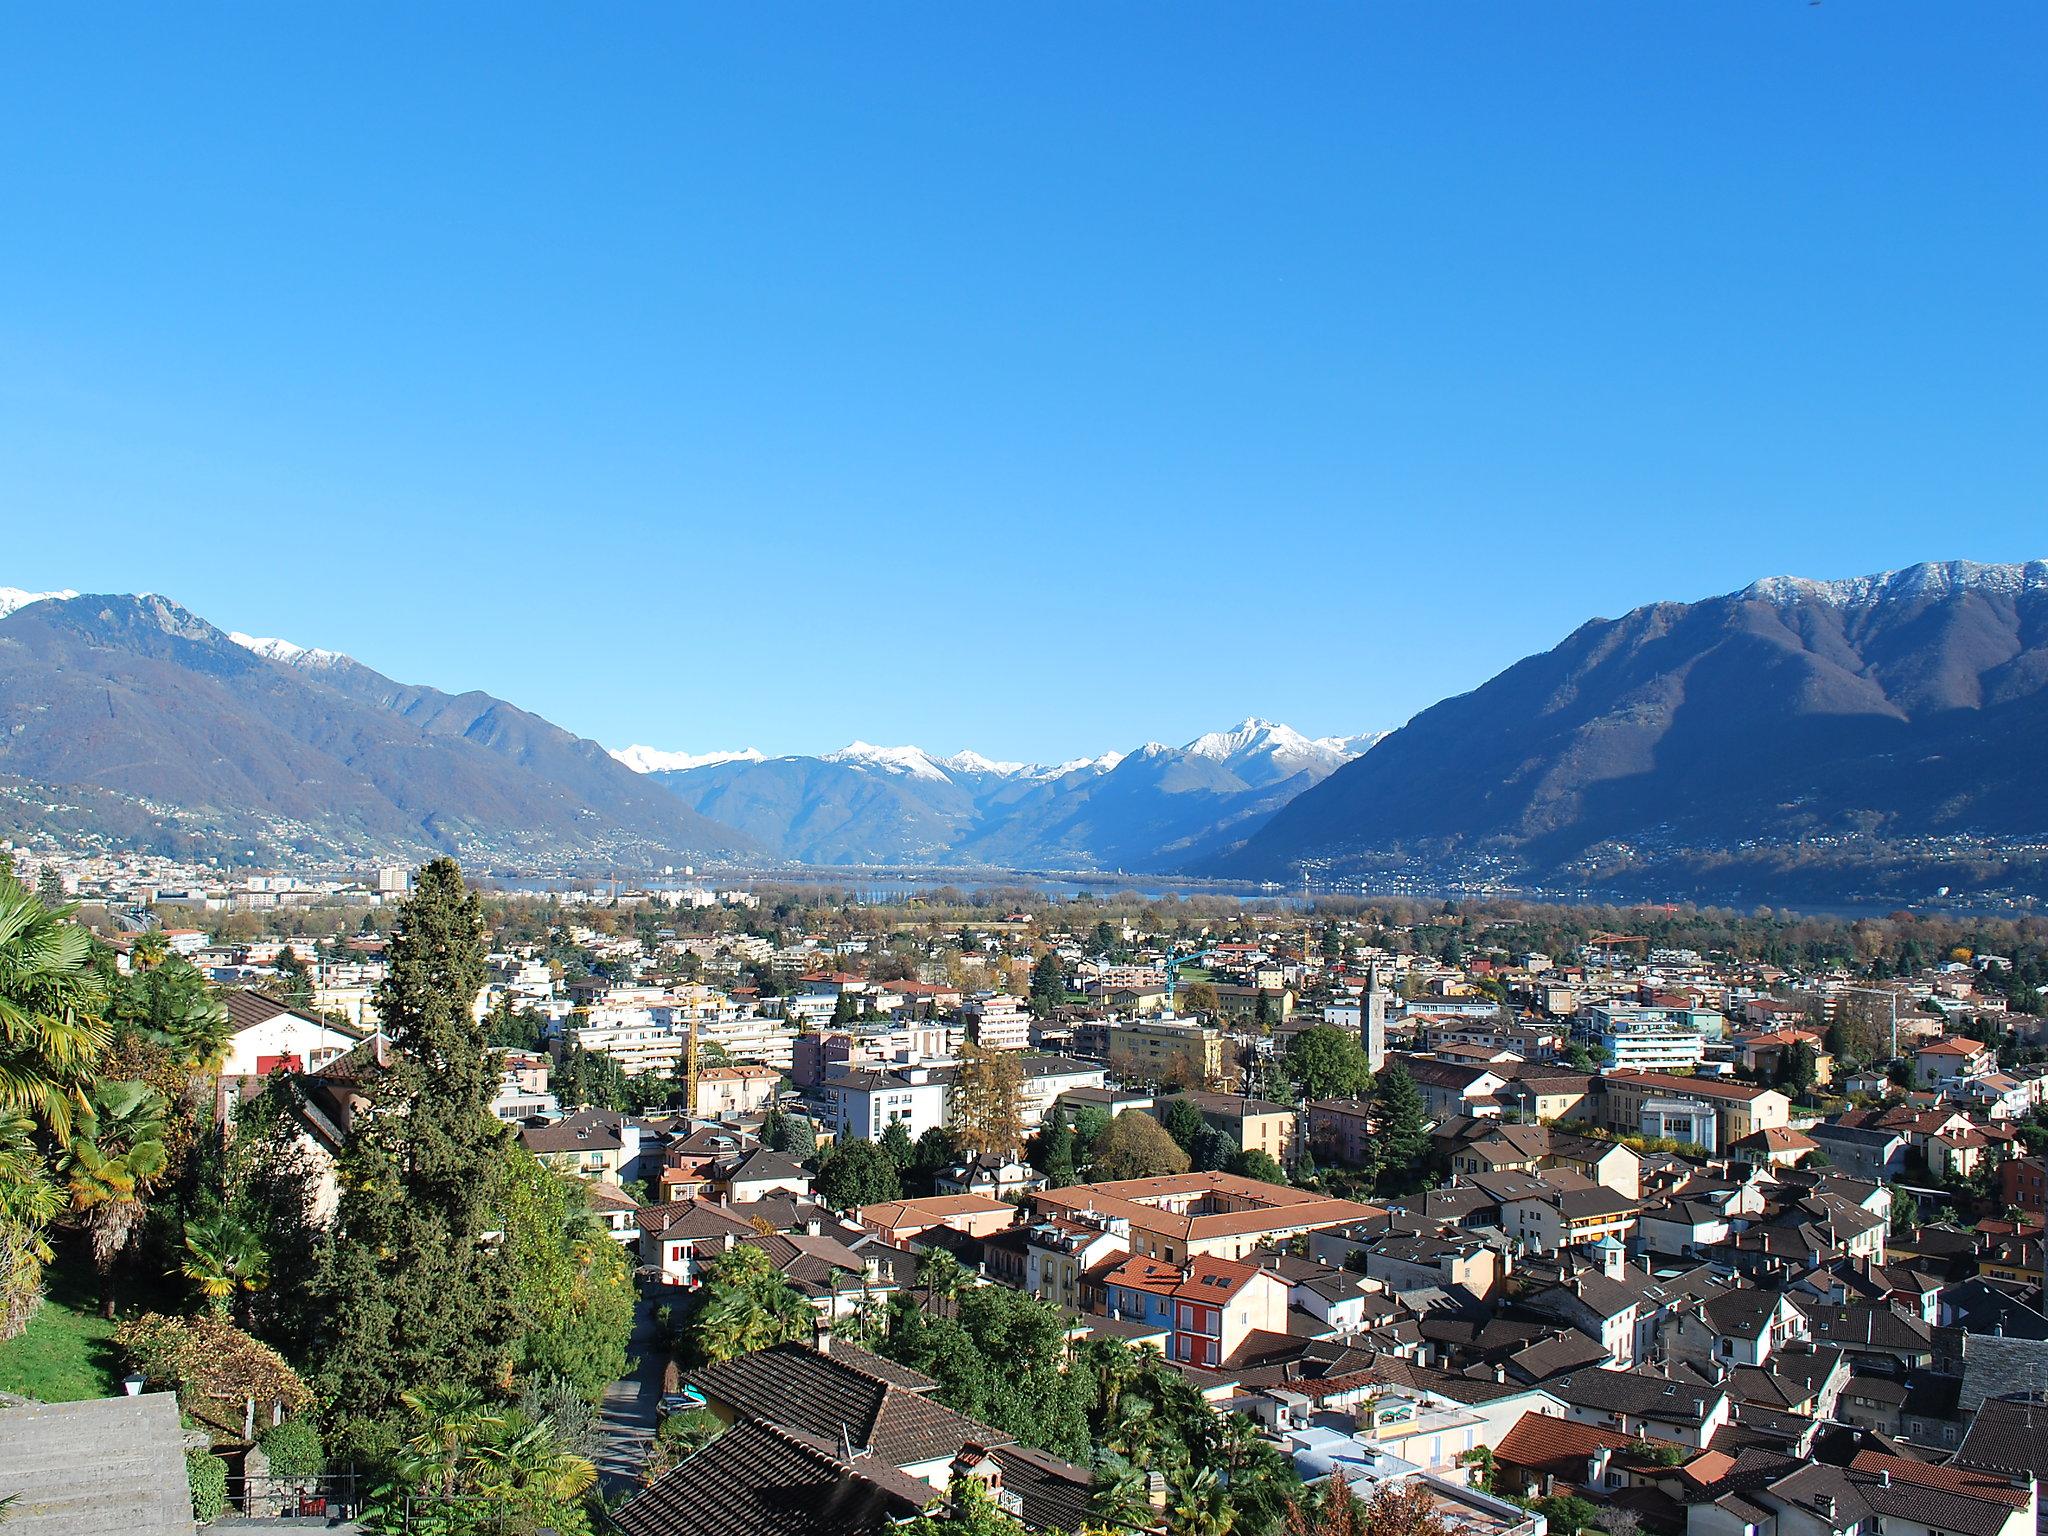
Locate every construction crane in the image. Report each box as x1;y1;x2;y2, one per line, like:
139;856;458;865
683;1013;701;1116
1588;931;1651;956
1164;942;1214;1012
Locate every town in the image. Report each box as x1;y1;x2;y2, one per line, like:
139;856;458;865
4;847;2047;1536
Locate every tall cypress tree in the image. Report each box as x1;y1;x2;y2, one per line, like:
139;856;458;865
315;859;518;1428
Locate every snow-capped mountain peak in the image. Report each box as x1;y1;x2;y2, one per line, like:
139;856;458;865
1184;717;1316;762
1179;717;1380;782
611;744;767;774
228;632;350;669
823;741;953;782
938;750;1032;778
1737;559;2048;608
0;587;79;619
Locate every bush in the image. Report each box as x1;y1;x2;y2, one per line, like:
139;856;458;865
187;1449;229;1523
257;1419;326;1479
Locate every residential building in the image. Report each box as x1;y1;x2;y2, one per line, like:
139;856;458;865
1106;1017;1226;1087
826;1065;949;1143
1597;1072;1790;1151
1032;1170;1381;1264
1093;1253;1288;1368
1582;1004;1708;1073
691;1063;781;1119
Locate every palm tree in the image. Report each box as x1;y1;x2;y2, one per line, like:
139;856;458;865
0;1107;63;1339
180;1209;270;1318
0;875;108;1145
110;959;230;1071
1087;1449;1155;1529
59;1078;168;1317
1166;1466;1235;1536
129;932;169;971
916;1247;969;1317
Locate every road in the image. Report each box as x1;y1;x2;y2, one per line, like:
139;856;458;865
594;1290;665;1497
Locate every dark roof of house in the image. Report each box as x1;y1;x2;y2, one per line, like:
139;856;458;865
521;1107;627;1154
686;1342;1008;1469
614;1416;931;1536
1952;1392;2048;1480
989;1443;1095;1533
220;986;360;1037
1547;1368;1724;1423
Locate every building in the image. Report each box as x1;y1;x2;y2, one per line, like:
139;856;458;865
520;1108;643;1185
1106;1017;1227;1088
692;1063;781;1119
826;1065;949;1143
1581;1003;1707;1073
1161;1090;1300;1164
218;989;363;1077
1093;1252;1288;1368
1032;1169;1381;1264
1915;1036;1995;1088
963;993;1032;1051
1597;1072;1789;1152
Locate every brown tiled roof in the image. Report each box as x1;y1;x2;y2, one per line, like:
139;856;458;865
1495;1411;1683;1476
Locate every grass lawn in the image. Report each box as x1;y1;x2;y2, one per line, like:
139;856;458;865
0;1257;123;1403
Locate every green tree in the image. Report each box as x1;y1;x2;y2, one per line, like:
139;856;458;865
1089;1110;1191;1182
274;945;315;1010
312;859;522;1425
1028;952;1066;1017
180;1208;270;1319
762;1106;817;1157
367;1387;597;1536
881;1118;916;1170
60;1077;169;1317
817;1137;903;1209
107;957;231;1071
1158;1095;1207;1153
679;1243;808;1365
1372;1062;1430;1191
1189;1124;1236;1173
1028;1109;1077;1188
0;872;108;1337
1227;1148;1288;1185
499;1154;635;1399
1286;1025;1372;1101
1776;1041;1820;1096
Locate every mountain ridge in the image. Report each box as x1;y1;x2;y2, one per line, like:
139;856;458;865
1215;559;2048;902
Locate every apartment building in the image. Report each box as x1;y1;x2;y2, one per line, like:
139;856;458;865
1107;1017;1226;1088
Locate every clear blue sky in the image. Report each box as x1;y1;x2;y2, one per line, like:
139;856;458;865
3;6;2043;762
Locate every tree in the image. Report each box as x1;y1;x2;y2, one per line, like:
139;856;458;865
107;957;231;1070
1158;1095;1207;1153
312;859;522;1426
274;945;315;1010
1029;952;1066;1018
1189;1125;1237;1174
1029;1109;1077;1188
60;1077;169;1317
1180;981;1221;1017
34;868;64;909
180;1208;270;1319
1776;1041;1820;1096
367;1387;598;1536
831;991;860;1026
679;1243;808;1364
900;1477;1027;1535
1089;1110;1191;1182
951;1043;1025;1160
1288;1477;1451;1536
499;1154;635;1399
817;1137;903;1210
881;1119;916;1170
1372;1062;1430;1188
0;872;108;1337
1889;1185;1920;1236
1227;1148;1287;1185
1286;1026;1372;1102
760;1105;817;1157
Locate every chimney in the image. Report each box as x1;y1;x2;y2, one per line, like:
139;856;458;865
1877;1469;1890;1489
814;1315;833;1355
1814;1494;1835;1520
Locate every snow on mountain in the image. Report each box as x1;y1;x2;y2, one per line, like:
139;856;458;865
822;741;953;783
1029;752;1125;779
938;750;1032;778
1738;560;2048;608
1182;717;1377;781
227;632;350;669
0;587;78;619
611;744;768;775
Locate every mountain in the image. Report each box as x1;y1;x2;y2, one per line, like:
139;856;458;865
0;592;756;867
1217;560;2048;903
618;718;1378;869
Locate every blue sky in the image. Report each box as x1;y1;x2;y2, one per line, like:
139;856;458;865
3;6;2043;762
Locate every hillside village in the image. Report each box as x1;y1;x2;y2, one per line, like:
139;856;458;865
5;852;2048;1536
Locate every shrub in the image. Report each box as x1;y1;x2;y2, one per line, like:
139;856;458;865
187;1449;229;1523
257;1419;326;1479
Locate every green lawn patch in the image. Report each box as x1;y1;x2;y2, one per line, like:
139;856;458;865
0;1257;123;1403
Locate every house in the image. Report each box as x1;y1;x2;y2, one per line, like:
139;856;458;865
614;1416;931;1535
218;988;364;1076
1092;1252;1288;1368
691;1063;781;1119
1306;1095;1377;1167
1915;1036;1995;1088
1106;1017;1226;1087
1546;1368;1732;1448
717;1147;813;1204
521;1108;643;1186
638;1197;759;1286
1396;1056;1509;1121
1596;1072;1790;1152
1022;1215;1131;1312
856;1193;1018;1246
1685;1447;2035;1536
1158;1090;1300;1164
826;1066;948;1143
583;1177;641;1244
1805;1123;1909;1183
935;1154;1044;1200
1031;1169;1382;1264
